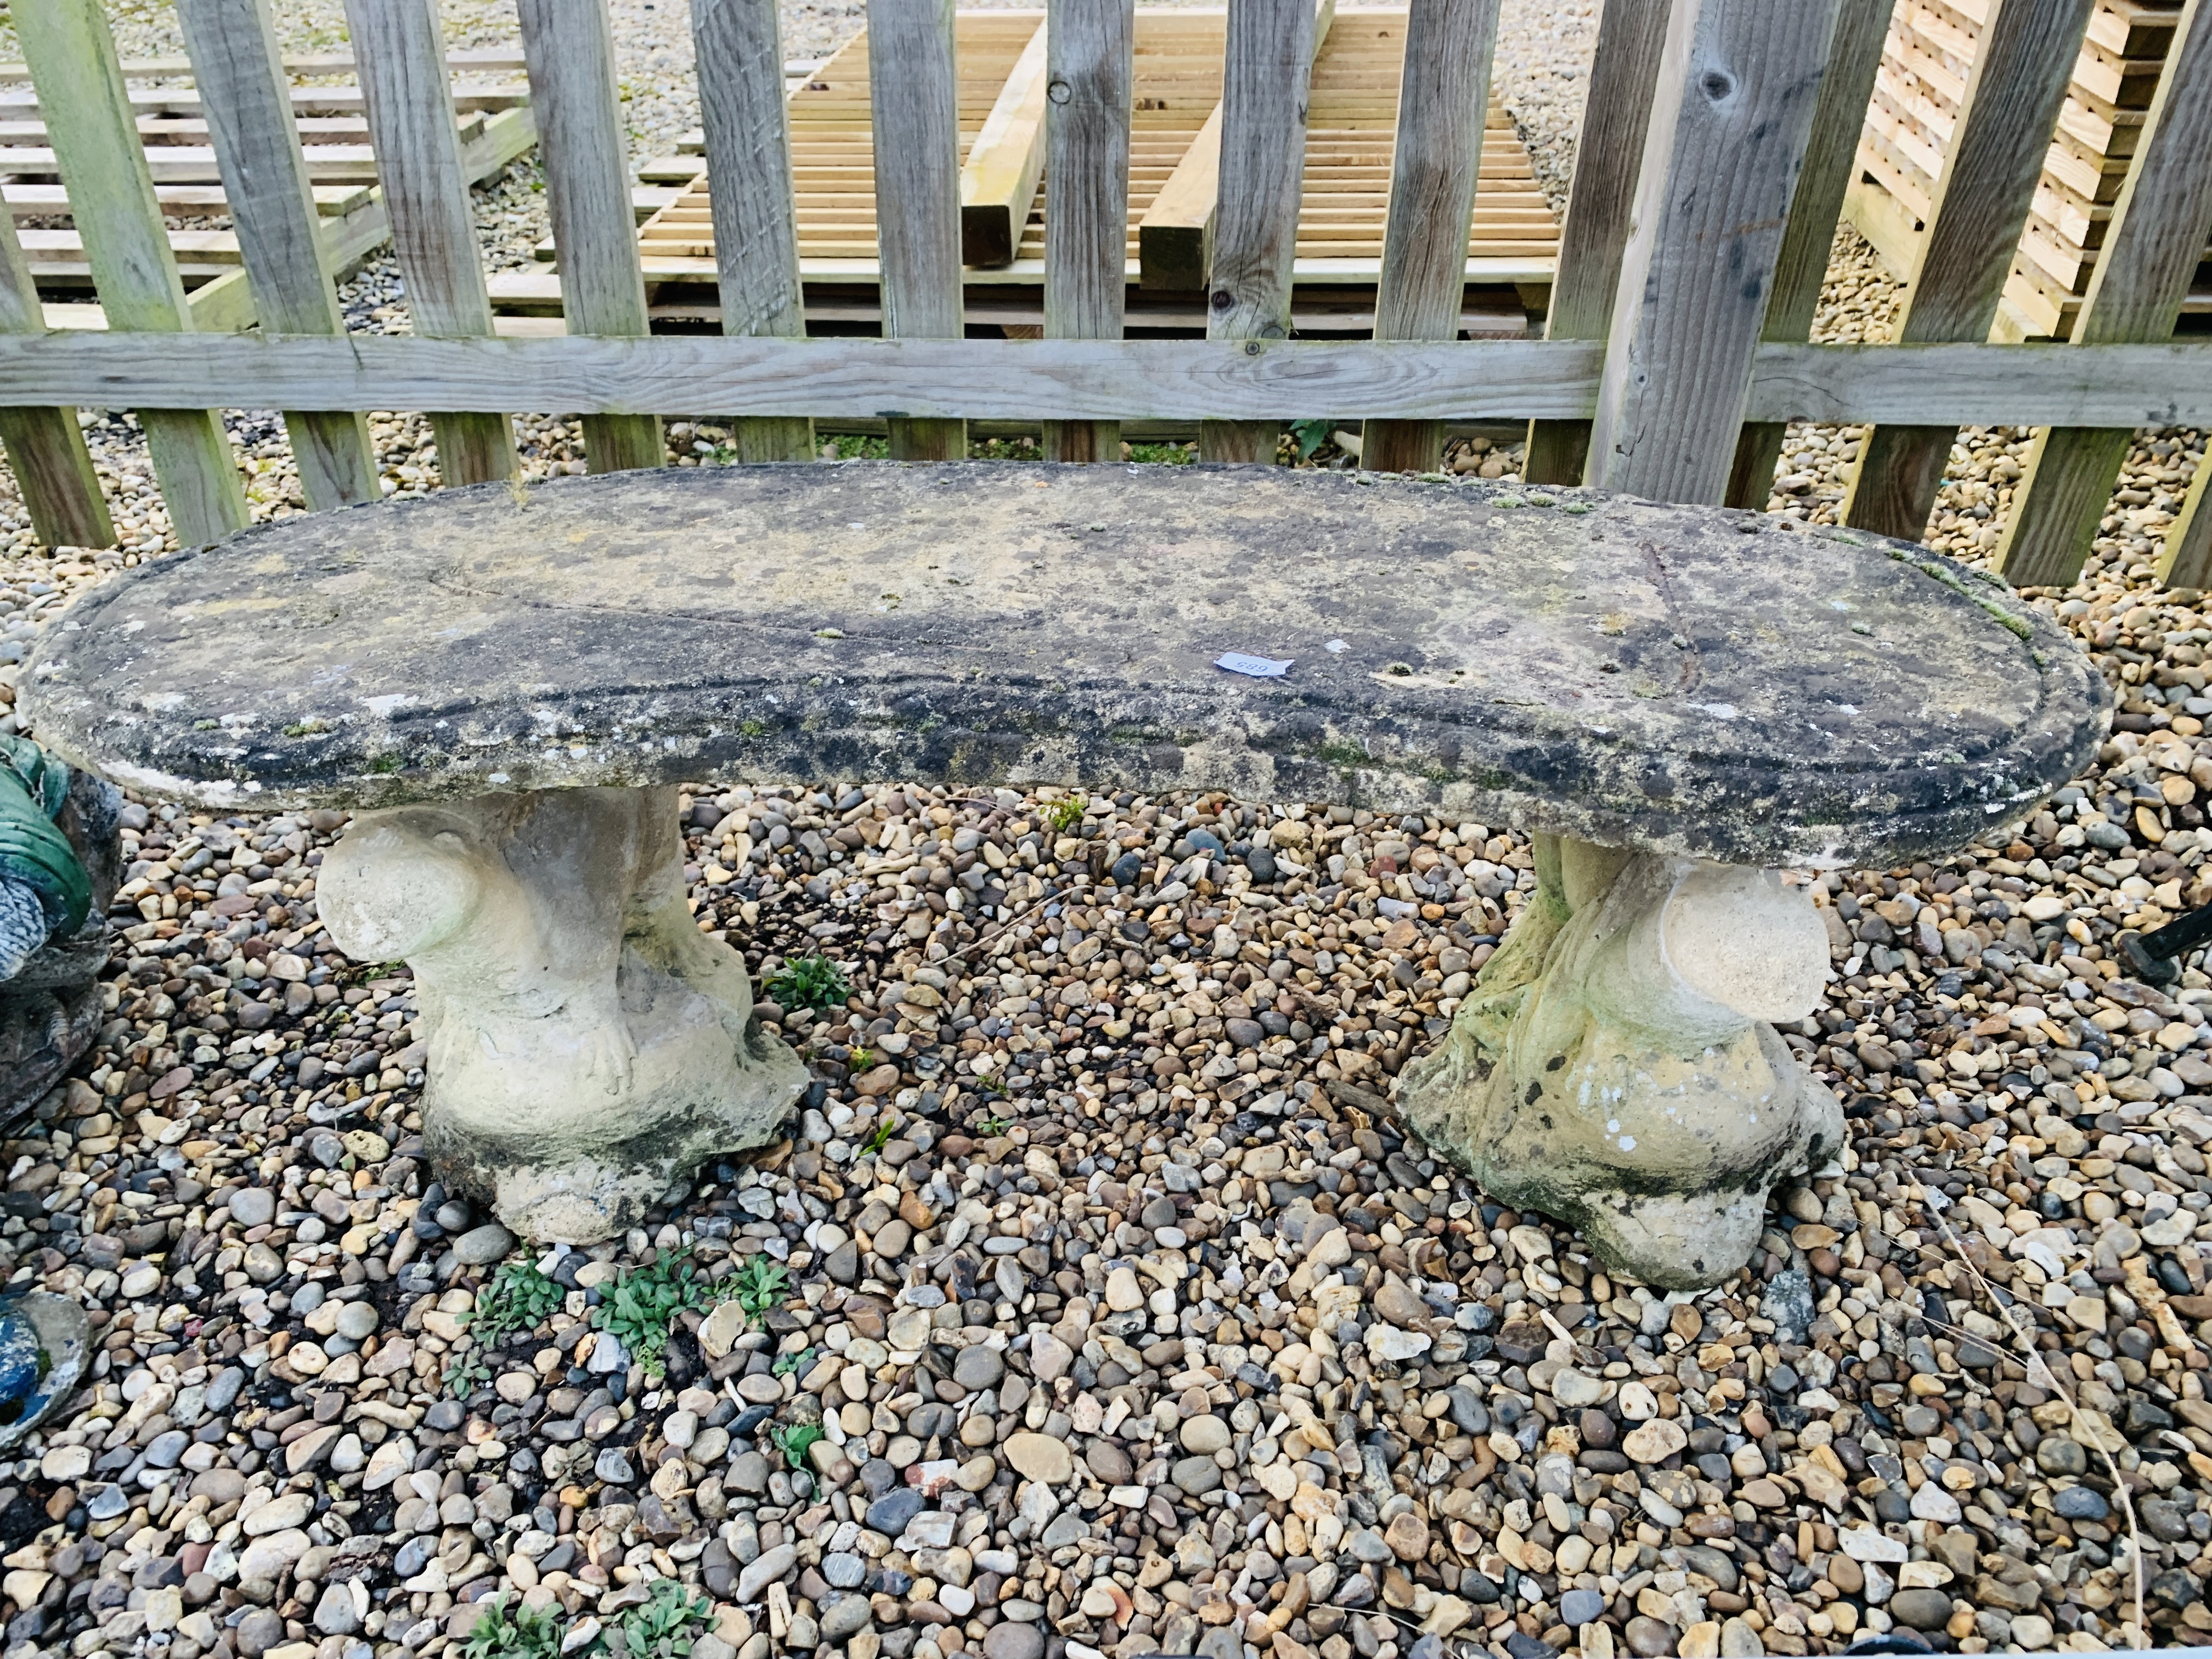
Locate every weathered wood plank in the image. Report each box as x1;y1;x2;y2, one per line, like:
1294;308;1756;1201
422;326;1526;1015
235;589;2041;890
961;20;1051;269
1363;0;1502;475
1724;0;1891;510
1586;0;1842;504
518;0;663;475
1994;0;2212;588
1137;103;1224;295
1042;0;1135;464
11;334;2212;430
345;0;517;487
14;0;248;548
0;84;532;121
1522;0;1671;487
867;0;965;460
1838;0;2096;540
0;206;110;549
693;0;814;464
0;47;529;84
2166;457;2212;590
1139;0;1332;300
1746;341;2212;427
1203;0;1322;464
177;0;377;512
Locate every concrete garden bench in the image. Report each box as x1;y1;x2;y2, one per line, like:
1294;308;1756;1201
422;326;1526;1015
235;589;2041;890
19;464;2107;1286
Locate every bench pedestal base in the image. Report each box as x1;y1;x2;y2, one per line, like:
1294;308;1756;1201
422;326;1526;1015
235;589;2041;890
1397;837;1840;1290
317;787;804;1244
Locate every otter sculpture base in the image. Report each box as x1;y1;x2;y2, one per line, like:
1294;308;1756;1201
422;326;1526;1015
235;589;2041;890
1396;836;1842;1290
318;787;805;1244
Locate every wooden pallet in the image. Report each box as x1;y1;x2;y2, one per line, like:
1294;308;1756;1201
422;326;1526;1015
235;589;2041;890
1847;0;2209;340
501;8;1558;335
0;50;535;326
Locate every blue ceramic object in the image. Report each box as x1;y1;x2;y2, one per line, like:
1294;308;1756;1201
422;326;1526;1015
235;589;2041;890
0;1292;87;1446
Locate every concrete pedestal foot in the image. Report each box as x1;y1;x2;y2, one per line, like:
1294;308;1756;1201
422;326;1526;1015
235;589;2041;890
318;786;805;1244
1396;836;1841;1289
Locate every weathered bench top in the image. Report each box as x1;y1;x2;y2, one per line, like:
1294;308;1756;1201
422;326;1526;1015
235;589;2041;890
22;463;2105;868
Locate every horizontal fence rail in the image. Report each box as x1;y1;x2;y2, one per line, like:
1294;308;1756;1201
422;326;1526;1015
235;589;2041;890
4;335;2212;430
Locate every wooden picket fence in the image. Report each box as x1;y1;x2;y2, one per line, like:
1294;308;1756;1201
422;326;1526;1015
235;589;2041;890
3;0;2212;593
0;43;535;335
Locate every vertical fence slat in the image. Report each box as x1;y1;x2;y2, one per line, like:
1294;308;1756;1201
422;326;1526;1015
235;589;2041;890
1043;0;1136;464
15;0;249;548
868;0;967;461
345;0;517;487
177;0;379;513
1521;0;1670;488
1361;0;1503;475
518;0;664;474
1989;0;2212;588
692;0;814;463
1723;0;1889;510
1585;0;1841;504
1136;0;1331;297
1201;0;1318;465
0;208;112;550
1837;0;2095;542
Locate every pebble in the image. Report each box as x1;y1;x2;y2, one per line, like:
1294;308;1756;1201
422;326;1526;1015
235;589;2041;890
1550;1366;1604;1407
1621;1417;1689;1464
453;1221;515;1265
228;1186;276;1227
1004;1432;1074;1485
951;1344;1003;1389
735;1543;798;1603
1889;1588;1957;1631
1179;1413;1231;1454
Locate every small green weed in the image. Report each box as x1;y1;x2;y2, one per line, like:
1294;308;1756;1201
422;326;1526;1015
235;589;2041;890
863;1114;899;1156
1042;795;1085;835
445;1260;562;1396
475;1260;563;1342
772;1344;815;1379
1126;442;1197;465
765;953;851;1012
1290;420;1335;461
731;1255;790;1324
595;1256;714;1378
773;1419;826;1469
847;1043;875;1073
460;1594;563;1659
616;1578;714;1659
973;1113;1008;1137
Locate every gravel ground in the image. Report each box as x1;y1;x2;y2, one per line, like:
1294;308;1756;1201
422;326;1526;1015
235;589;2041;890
0;8;2209;1659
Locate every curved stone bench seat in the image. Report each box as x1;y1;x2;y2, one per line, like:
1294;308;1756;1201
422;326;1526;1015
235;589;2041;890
22;464;2109;1279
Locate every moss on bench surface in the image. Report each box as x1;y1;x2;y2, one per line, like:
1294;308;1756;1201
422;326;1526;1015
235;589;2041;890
23;463;2104;871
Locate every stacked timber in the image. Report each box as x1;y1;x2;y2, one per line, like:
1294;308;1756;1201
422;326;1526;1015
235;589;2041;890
500;8;1560;339
1849;0;2205;340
